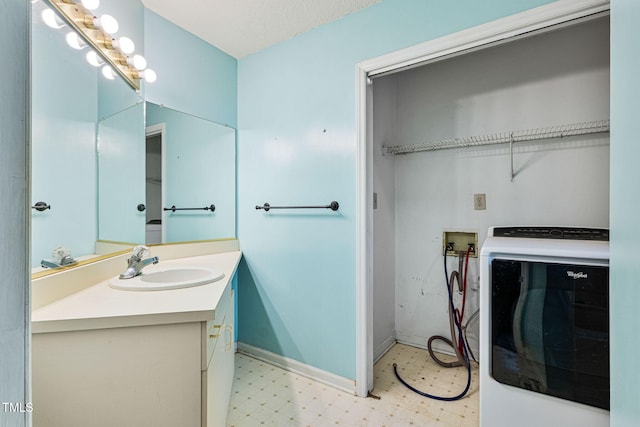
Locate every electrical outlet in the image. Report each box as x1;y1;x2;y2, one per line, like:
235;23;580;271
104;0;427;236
474;193;486;210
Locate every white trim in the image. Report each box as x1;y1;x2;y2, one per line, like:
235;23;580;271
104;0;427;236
354;65;371;398
394;332;459;358
237;342;356;395
145;123;164;136
373;335;396;364
354;0;610;401
361;0;609;78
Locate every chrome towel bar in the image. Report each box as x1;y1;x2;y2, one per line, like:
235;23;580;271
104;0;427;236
164;204;216;212
255;201;339;212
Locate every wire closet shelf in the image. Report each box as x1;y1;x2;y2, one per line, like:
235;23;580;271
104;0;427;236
383;119;610;155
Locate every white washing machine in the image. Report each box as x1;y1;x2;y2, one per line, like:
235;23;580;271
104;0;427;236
480;226;609;427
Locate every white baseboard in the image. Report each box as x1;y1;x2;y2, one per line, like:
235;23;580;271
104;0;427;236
237;342;356;395
395;331;458;357
373;335;396;363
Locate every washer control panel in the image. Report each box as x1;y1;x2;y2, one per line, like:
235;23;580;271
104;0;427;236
492;226;609;241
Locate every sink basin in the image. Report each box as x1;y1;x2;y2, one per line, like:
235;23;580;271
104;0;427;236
109;267;225;291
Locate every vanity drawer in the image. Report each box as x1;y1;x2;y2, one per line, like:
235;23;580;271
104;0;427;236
203;285;233;369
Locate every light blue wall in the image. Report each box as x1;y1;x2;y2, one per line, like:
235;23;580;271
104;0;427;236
237;0;555;380
610;1;640;425
143;10;237;128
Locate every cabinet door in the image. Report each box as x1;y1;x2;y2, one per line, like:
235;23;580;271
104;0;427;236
205;291;235;427
205;285;233;367
33;323;202;427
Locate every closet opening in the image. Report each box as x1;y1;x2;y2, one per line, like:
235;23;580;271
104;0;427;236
355;1;610;403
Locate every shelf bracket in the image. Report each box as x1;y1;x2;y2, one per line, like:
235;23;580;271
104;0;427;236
510;132;515;182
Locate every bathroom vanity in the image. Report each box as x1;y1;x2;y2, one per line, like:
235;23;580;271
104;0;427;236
31;241;240;427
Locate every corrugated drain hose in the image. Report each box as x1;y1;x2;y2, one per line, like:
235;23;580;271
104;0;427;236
393;248;472;401
426;266;465;368
427;247;471;367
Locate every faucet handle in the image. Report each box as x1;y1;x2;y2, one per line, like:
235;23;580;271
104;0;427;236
132;245;149;259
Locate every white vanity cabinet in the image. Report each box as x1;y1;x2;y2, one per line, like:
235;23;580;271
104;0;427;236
33;322;204;426
202;284;235;427
32;272;236;427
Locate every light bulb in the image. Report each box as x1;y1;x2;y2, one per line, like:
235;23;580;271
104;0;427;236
93;14;118;34
42;9;65;29
86;51;104;67
127;54;147;71
80;0;99;10
65;32;86;50
101;65;116;80
140;69;156;83
113;37;135;55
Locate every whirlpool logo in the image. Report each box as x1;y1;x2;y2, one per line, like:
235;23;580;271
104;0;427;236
567;271;588;279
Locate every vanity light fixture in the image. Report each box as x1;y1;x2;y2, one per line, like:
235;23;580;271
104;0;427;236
42;0;156;91
101;65;117;80
86;50;104;67
112;36;135;55
41;8;65;28
65;31;87;49
61;0;100;12
85;14;118;34
136;69;157;83
127;54;147;71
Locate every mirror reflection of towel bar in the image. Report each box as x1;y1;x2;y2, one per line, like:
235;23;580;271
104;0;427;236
255;201;339;212
164;204;215;212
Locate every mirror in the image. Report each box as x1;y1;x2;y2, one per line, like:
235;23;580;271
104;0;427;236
30;0;236;272
96;102;146;244
97;103;236;245
31;0;134;269
144;103;236;243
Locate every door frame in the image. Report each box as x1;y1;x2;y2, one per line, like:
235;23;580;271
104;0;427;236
353;0;610;397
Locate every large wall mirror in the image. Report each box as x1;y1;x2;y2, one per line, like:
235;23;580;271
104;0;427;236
31;0;236;272
98;103;236;246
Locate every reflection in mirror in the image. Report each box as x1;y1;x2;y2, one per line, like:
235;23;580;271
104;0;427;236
146;103;236;242
31;0;236;274
31;0;144;271
97;103;146;244
31;0;124;269
145;129;163;244
97;103;236;245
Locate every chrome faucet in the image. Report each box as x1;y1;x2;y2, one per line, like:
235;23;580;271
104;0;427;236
119;245;159;279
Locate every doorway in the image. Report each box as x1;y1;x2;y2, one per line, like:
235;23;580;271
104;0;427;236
145;123;165;244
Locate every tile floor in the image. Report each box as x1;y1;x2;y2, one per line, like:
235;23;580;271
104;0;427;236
226;343;479;426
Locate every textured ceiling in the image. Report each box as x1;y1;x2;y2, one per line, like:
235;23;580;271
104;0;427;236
141;0;381;58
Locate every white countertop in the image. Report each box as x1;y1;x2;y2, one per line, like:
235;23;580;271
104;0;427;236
32;251;242;334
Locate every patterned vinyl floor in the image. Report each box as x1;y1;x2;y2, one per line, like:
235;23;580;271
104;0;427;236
226;343;479;426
